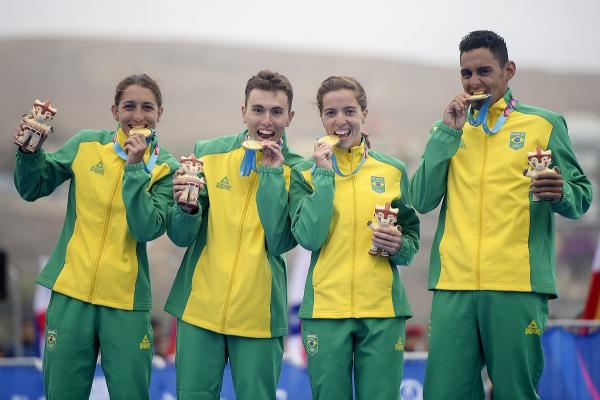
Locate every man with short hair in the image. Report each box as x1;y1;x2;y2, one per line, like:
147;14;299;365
165;70;302;399
410;30;592;399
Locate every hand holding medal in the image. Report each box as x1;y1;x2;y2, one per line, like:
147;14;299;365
313;135;339;170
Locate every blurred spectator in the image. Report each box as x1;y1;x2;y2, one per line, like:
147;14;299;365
404;324;427;351
6;320;40;357
151;318;167;359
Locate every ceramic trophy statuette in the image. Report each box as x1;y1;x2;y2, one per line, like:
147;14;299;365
15;99;58;153
367;202;401;257
177;155;205;212
523;145;560;201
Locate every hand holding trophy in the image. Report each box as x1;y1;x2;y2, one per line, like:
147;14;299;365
366;202;402;257
15;99;58;153
175;154;205;214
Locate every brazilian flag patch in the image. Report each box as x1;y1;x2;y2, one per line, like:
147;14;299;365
371;176;385;193
509;132;525;150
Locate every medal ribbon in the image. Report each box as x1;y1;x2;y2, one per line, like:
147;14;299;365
112;128;159;173
468;96;519;135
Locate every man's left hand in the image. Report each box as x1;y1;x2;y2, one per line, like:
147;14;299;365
372;226;403;256
531;171;563;202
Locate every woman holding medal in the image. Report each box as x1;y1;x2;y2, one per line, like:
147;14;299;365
289;76;420;400
13;74;178;399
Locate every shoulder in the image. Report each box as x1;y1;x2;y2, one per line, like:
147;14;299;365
369;150;407;174
73;129;114;144
194;133;243;157
155;145;180;171
515;101;565;127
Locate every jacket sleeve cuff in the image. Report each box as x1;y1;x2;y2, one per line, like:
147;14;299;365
313;167;335;177
258;166;284;175
437;122;463;138
124;162;147;173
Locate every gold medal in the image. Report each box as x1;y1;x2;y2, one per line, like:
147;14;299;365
241;139;263;150
316;135;340;146
468;93;491;102
129;127;153;137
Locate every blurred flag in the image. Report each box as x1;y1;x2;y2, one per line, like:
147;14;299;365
33;256;51;356
582;236;600;320
284;248;311;367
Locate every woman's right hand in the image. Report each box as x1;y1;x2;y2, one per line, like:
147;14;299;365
313;141;333;170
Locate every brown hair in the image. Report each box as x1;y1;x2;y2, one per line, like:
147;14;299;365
316;76;370;147
244;70;294;111
114;74;163;108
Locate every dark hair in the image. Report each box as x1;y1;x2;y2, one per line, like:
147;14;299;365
114;74;163;108
459;30;508;66
244;70;293;111
316;76;370;147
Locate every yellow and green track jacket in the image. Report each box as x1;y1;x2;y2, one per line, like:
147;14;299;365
409;89;592;296
164;130;303;338
290;142;420;319
14;129;178;310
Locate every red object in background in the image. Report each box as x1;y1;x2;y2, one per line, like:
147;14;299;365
582;237;600;320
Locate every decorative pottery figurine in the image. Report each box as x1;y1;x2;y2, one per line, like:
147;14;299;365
523;145;560;201
15;99;57;152
367;202;401;257
177;154;205;212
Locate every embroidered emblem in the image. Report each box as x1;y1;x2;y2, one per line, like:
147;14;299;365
525;320;541;335
509;132;526;150
395;337;404;351
306;333;318;356
90;161;105;175
216;176;231;191
371;176;385;193
47;329;57;351
139;335;151;350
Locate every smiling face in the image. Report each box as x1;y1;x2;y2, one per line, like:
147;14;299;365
320;89;367;150
242;89;294;143
111;84;163;135
460;47;515;108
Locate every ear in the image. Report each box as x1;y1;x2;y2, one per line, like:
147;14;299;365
241;105;247;123
286;110;295;127
505;60;516;81
111;104;119;121
157;106;164;123
362;108;369;124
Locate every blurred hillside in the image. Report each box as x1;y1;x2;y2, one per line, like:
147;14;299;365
1;39;599;346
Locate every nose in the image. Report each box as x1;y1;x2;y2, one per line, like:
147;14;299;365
132;106;145;121
468;74;482;89
262;112;274;127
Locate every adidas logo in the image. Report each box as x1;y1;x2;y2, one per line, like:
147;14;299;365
216;176;231;190
394;337;404;351
90;161;104;175
139;335;151;350
525;320;541;335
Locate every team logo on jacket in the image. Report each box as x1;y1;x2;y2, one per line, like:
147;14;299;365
90;161;105;175
216;176;231;190
305;333;318;355
139;334;151;350
395;337;404;351
47;329;57;351
371;176;385;193
525;320;541;335
509;132;526;150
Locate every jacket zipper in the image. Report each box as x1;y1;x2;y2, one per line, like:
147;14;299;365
88;162;125;302
350;153;357;316
475;134;489;290
220;172;257;332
